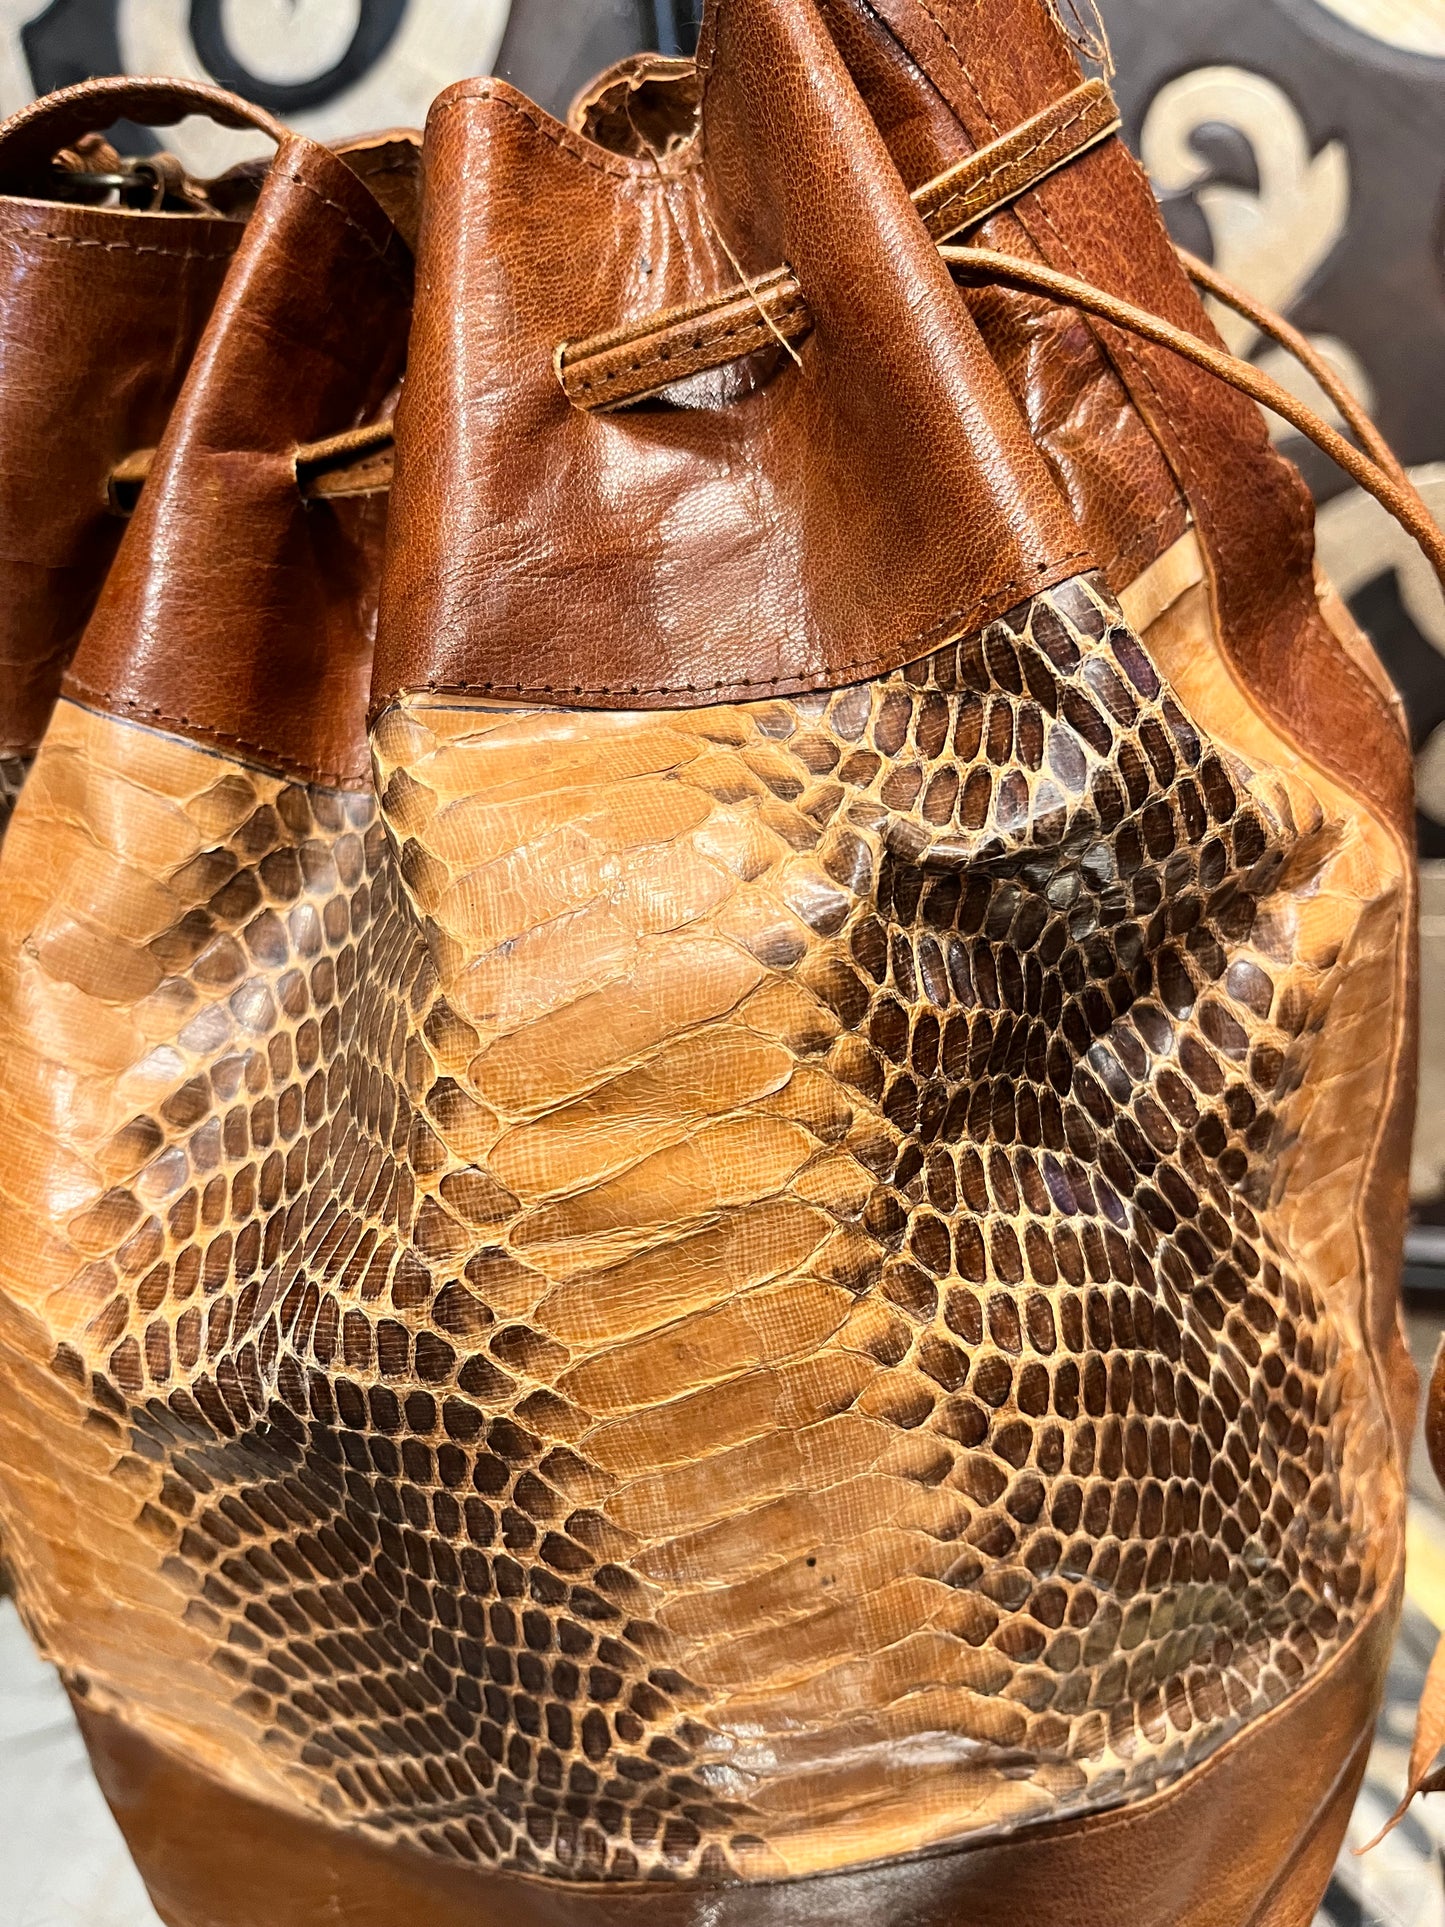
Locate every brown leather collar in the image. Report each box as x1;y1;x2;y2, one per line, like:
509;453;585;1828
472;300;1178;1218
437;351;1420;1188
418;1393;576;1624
372;0;1092;714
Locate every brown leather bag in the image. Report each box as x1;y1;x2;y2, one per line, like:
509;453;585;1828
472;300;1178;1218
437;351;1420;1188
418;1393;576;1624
0;78;286;839
0;6;1440;1925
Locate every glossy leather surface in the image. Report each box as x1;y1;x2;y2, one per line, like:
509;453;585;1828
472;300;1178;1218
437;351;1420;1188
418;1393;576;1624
815;0;1194;597
0;164;242;817
64;134;412;789
0;3;1421;1921
374;0;1088;711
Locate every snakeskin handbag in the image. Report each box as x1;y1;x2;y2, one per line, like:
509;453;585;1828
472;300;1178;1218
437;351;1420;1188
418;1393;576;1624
1;4;1442;1923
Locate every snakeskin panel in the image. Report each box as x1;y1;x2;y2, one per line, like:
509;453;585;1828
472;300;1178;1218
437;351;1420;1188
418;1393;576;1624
0;571;1408;1884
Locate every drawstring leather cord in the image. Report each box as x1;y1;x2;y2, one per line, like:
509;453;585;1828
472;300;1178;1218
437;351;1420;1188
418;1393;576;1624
238;243;1445;596
938;244;1445;592
113;237;1445;609
1176;248;1409;492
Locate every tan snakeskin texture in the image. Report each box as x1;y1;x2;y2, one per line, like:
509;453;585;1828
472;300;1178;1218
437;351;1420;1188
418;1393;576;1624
0;572;1407;1884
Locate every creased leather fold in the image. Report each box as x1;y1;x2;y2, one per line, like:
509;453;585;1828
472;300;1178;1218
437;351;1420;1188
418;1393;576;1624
373;0;1090;713
0;160;241;794
64;134;413;788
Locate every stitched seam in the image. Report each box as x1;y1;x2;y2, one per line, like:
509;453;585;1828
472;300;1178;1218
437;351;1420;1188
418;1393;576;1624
950;118;1227;635
941;142;1205;611
0;230;235;258
64;679;369;788
1036;199;1214;519
914;0;1004;139
569;298;808;393
993;133;1274;591
433;84;704;187
275;169;411;291
377;551;1088;708
926;99;1093;231
568;263;795;360
574;309;801;382
0;176;407;275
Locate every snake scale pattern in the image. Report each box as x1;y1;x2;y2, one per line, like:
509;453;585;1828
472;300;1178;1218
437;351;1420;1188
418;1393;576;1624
0;570;1404;1883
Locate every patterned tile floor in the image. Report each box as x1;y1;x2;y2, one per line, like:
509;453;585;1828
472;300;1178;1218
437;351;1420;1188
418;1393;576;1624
1;1302;1443;1926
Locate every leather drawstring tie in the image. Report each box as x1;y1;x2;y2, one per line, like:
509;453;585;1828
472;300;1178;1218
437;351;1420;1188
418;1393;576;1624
111;235;1445;622
937;244;1445;593
1177;248;1409;492
129;239;1445;588
107;413;398;515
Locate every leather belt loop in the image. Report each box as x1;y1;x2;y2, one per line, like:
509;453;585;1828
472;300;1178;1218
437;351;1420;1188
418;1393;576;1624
558;76;1120;411
915;75;1119;245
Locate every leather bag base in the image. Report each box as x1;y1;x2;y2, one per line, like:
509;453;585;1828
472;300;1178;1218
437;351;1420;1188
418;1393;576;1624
74;1565;1393;1927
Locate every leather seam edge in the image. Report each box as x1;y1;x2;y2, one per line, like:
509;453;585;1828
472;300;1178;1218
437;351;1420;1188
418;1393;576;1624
373;549;1092;710
430;81;705;186
274;166;412;292
0;229;237;258
61;683;371;790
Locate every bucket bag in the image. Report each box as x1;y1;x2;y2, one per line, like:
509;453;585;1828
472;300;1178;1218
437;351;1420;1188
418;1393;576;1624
1;4;1443;1924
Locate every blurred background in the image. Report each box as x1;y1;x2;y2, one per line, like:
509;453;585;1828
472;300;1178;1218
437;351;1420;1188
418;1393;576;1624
0;2;1441;1923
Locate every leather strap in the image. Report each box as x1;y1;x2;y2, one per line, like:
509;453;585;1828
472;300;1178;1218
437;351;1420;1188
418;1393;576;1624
109;415;398;515
558;77;1119;409
294;417;398;498
105;233;1445;599
938;245;1445;590
0;76;285;189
